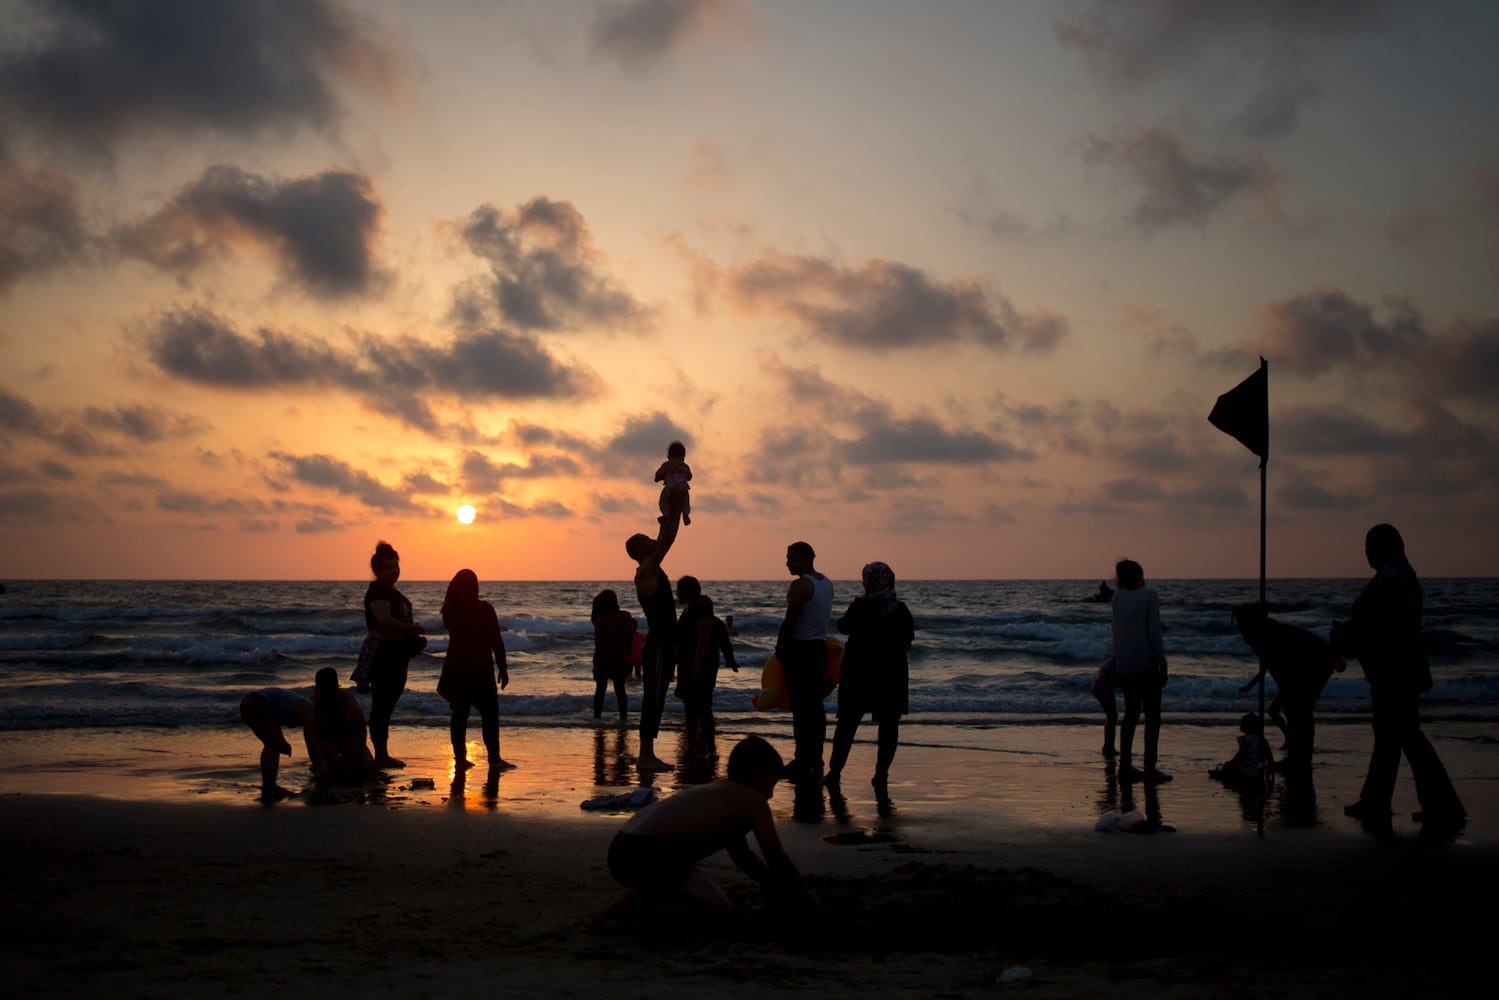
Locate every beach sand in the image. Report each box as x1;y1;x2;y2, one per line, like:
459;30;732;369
3;720;1494;997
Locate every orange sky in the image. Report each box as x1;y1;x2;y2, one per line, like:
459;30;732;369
2;1;1498;580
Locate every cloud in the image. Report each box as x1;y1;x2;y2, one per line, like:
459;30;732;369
722;253;1067;352
1083;125;1279;231
0;384;204;456
591;0;755;73
1055;1;1390;137
842;418;1032;465
0;0;411;155
116;166;387;298
1230;53;1321;140
269;452;428;514
83;403;208;442
139;306;599;433
0;156;90;292
1276;468;1369;510
605;412;694;460
744;357;1035;480
1258;288;1424;377
458;450;583;494
454;198;650;333
1277;405;1398;455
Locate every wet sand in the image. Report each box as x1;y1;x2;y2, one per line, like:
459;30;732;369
2;720;1495;997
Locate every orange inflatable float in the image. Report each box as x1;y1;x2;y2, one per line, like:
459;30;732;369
752;637;844;710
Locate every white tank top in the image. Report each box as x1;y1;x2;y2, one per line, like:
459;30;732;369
792;573;834;641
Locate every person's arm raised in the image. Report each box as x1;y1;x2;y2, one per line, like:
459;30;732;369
641;491;687;576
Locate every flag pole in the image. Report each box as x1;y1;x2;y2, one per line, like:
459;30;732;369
1258;358;1268;835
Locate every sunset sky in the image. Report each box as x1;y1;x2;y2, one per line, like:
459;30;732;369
3;0;1497;582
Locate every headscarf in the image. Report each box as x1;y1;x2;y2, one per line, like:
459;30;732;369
442;568;483;629
861;561;898;614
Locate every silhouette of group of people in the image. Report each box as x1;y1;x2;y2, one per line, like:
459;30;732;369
1092;523;1466;834
242;540;515;801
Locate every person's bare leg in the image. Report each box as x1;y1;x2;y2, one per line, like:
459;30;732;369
638;736;674;772
249;716;295;799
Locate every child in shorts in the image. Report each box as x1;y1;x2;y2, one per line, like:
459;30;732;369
604;736;813;916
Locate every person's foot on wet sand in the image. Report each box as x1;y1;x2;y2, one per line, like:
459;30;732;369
636;754;674;772
1101;745;1117;758
258;785;297;802
374;755;406;769
456;758;475;770
489;758;518;770
1143;767;1173;784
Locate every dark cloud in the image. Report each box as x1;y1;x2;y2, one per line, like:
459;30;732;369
605;412;694;460
1277;467;1369;510
1082;125;1279;231
39;459;75;480
1422;319;1499;400
747;357;1033;479
269;452;427;514
1055;1;1389;137
458;450;582;494
84;403;207;442
1231;54;1321;140
143;307;352;388
0;157;90;292
842;417;1032;465
1;384;203;456
401;471;449;495
1260;288;1424;377
590;0;750;72
116;166;386;298
1277;405;1398;455
724;253;1067;352
140;306;598;433
0;0;410;155
457;198;649;333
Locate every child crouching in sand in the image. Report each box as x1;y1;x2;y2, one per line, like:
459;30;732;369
1209;713;1274;789
603;736;814;918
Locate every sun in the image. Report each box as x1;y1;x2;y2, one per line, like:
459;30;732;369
456;504;476;525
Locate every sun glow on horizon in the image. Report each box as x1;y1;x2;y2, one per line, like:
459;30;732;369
456;505;476;525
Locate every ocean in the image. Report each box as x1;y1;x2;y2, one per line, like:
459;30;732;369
4;577;1497;733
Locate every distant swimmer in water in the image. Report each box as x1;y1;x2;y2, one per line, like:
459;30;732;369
1089;581;1114;603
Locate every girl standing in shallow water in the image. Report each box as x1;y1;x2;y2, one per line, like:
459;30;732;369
362;540;425;769
439;569;513;770
1110;558;1171;784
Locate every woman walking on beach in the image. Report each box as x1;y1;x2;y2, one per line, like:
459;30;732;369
1110;559;1171;783
825;561;915;796
1335;524;1465;831
363;540;426;769
439;569;513;770
591;589;636;722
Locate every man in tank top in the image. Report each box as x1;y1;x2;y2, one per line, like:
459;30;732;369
777;540;834;782
625;488;688;772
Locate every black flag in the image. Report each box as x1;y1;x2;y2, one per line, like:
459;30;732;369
1208;359;1268;459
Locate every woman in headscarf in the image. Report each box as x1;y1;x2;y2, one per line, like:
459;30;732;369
1335;524;1464;830
438;569;512;771
825;561;915;796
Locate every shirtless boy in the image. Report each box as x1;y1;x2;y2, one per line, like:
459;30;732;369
606;736;813;915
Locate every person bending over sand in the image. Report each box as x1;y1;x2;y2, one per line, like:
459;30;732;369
240;685;328;801
605;736;814;917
